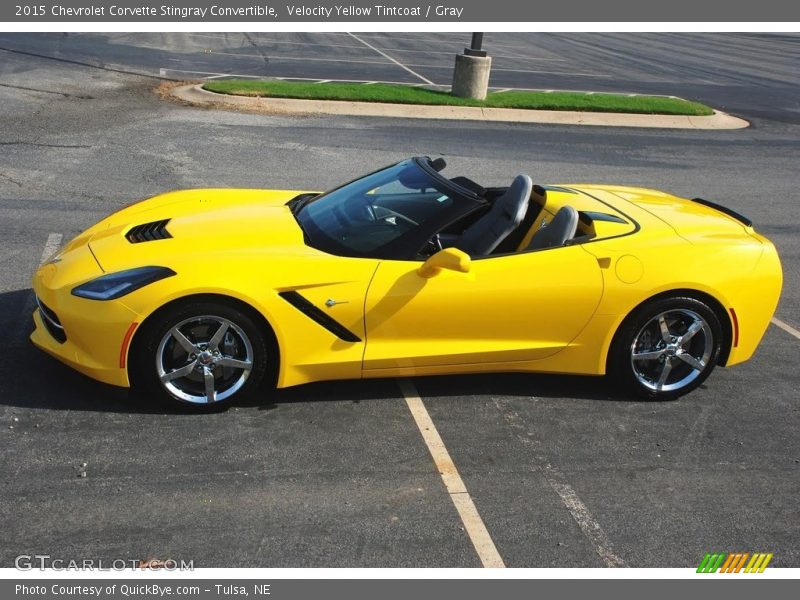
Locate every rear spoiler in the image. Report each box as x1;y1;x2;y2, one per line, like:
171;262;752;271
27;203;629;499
692;197;753;227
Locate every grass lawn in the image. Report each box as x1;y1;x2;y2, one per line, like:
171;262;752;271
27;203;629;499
203;79;714;116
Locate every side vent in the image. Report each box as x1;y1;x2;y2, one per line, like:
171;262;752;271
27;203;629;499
126;219;172;244
278;291;362;343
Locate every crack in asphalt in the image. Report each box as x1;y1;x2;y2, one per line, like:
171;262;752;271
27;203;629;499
241;33;270;68
0;81;94;99
0;45;168;81
0;141;92;149
0;173;23;187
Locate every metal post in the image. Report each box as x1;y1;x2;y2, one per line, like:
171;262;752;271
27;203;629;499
465;32;487;57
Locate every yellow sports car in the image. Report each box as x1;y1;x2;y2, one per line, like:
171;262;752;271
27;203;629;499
31;157;782;409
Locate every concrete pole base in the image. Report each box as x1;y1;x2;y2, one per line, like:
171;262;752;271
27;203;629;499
451;54;492;100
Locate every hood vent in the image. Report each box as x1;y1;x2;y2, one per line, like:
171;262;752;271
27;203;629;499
126;219;172;243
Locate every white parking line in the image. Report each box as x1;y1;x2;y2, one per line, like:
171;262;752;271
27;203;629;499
398;378;505;568
186;33;235;40
188;32;567;63
12;233;62;346
194;35;566;62
493;398;627;568
377;49;565;61
40;232;63;263
400;63;611;78
210;51;392;66
772;317;800;340
347;33;436;86
356;32;550;55
192;35;368;50
159;68;426;86
546;477;626;567
159;67;622;95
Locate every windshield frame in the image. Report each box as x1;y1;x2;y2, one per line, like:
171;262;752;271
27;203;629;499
292;157;486;260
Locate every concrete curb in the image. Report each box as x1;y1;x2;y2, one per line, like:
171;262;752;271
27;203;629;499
170;84;750;130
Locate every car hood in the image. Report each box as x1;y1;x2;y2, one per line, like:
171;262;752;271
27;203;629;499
83;188;315;272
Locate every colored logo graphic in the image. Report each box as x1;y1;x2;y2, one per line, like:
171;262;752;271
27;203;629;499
697;552;773;573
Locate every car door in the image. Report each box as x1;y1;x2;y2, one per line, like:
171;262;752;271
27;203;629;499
362;245;604;370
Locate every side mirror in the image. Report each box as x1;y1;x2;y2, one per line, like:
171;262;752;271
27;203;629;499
417;248;471;279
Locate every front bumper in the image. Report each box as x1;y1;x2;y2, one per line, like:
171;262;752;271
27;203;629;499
30;299;138;388
31;250;141;388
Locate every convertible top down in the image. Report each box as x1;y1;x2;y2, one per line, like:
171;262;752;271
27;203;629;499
31;157;782;409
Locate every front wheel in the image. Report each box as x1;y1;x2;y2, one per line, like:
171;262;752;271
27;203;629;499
608;296;724;400
130;300;270;410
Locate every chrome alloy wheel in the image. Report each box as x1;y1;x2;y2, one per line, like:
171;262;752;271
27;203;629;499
156;315;254;404
630;309;713;393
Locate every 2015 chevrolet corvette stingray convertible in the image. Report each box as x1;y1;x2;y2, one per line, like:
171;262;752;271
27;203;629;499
31;157;782;409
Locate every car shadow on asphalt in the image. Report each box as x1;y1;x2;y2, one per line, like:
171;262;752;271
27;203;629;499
3;288;640;415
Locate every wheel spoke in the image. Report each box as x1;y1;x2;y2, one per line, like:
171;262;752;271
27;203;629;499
157;314;255;404
209;321;230;351
633;349;666;361
678;353;705;371
658;316;672;343
203;367;216;403
171;328;197;354
217;356;252;370
656;360;673;391
160;360;197;383
630;308;714;394
679;321;704;346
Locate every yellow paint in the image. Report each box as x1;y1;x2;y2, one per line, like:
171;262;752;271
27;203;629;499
615;254;644;284
30;183;782;389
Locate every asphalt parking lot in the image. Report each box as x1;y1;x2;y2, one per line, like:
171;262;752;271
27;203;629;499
0;33;798;568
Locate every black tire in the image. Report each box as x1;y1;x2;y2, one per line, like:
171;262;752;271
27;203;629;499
607;296;724;400
130;300;271;410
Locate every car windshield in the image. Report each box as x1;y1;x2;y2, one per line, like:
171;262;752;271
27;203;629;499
294;158;480;259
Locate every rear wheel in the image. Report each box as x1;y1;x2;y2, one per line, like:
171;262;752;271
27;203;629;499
608;296;723;400
131;300;270;410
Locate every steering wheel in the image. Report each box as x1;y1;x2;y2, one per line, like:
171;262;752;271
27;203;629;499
377;207;418;227
363;203;377;222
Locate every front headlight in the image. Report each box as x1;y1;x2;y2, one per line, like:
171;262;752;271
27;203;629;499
71;266;176;300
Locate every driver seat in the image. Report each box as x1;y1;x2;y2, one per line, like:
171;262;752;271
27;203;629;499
455;174;532;256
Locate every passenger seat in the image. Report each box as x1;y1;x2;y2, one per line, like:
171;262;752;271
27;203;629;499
525;206;579;250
